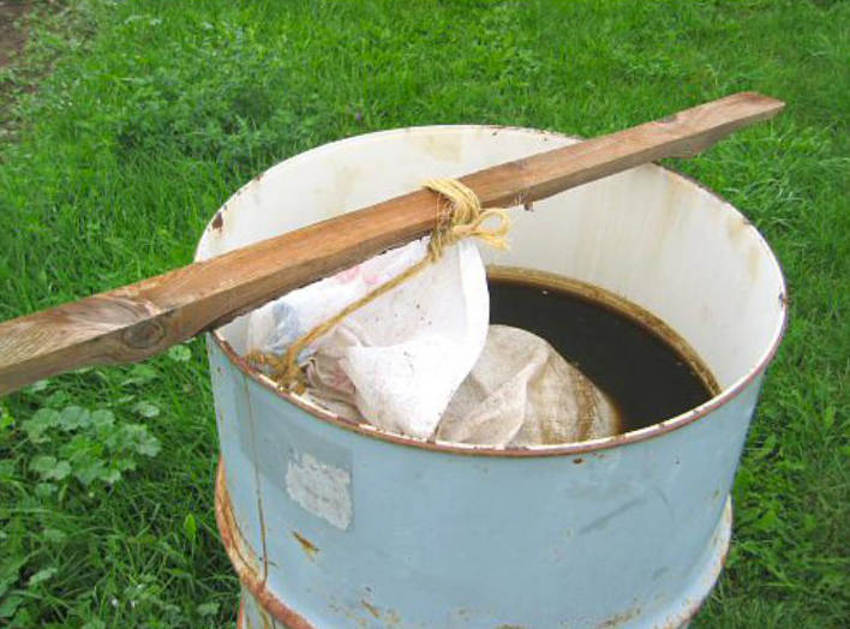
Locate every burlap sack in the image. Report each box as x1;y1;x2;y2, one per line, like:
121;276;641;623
436;325;621;446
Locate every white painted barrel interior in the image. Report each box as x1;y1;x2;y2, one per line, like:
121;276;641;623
196;125;785;411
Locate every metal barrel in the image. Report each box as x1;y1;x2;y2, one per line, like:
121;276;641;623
196;126;787;628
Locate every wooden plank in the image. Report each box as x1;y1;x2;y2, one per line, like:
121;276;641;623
0;92;784;394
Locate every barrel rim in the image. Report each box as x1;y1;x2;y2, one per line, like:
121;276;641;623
202;124;788;458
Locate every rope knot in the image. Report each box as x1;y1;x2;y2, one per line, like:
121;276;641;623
248;178;511;392
423;178;510;262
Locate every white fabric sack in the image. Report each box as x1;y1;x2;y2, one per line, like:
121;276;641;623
246;237;489;439
436;325;621;446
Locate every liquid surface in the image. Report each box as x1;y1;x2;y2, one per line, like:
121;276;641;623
488;276;715;433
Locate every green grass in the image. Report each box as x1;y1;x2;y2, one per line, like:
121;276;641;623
1;0;848;626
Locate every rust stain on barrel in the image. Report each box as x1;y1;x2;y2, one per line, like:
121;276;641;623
216;462;316;629
597;606;641;627
216;471;260;576
292;531;320;560
361;600;380;618
212;211;224;230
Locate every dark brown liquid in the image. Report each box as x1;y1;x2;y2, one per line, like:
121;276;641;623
488;273;716;433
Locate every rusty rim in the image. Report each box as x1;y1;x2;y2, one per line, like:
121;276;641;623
215;459;317;629
201;125;788;459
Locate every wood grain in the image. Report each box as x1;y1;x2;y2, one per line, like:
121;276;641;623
0;92;784;394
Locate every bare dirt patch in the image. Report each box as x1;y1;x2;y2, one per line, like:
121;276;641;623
0;1;31;68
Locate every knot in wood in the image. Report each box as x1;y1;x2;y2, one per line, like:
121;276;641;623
123;319;167;351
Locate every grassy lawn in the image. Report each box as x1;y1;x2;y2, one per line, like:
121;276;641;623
1;0;848;626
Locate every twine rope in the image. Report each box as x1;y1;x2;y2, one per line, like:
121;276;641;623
247;178;510;392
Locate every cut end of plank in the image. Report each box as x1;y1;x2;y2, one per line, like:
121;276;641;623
734;91;786;112
652;91;785;158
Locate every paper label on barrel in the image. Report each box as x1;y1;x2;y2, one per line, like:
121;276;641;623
285;451;352;530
